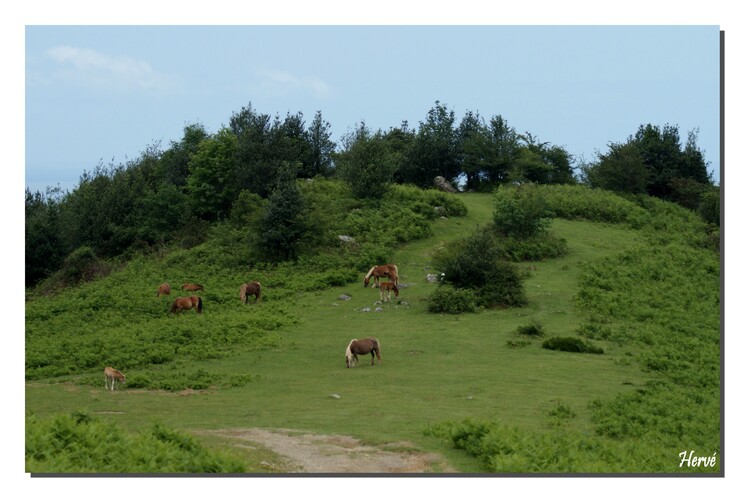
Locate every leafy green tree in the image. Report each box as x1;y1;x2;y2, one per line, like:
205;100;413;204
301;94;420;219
584;124;712;210
259;163;307;261
492;183;552;239
403;101;461;187
386;121;415;184
25;189;64;286
186;128;239;220
457;111;492;191
485;114;521;186
335;122;395;199
304;110;336;178
134;183;191;244
56;164;139;257
157;123;209;187
583;142;651;194
230;103;275;197
270;111;314;175
511;133;575;185
633;123;685;198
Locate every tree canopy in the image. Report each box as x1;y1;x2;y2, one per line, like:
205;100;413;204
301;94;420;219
25;100;717;288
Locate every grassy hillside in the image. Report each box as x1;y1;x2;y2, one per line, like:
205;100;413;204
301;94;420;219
25;183;720;474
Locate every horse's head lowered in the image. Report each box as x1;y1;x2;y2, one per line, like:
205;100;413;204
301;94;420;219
345;339;356;368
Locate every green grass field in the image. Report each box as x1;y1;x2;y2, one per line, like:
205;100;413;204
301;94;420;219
25;190;720;473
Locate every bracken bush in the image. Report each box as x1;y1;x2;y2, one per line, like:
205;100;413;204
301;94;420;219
427;285;477;314
26;412;247;473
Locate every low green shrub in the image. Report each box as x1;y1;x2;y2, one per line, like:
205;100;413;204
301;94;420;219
126;369;259;391
515;320;545;337
433;226;527;308
26;412;247;473
542;337;603;354
497;233;568;262
425;418;709;473
427;286;477;314
493;184;552;239
536;184;650;227
506;339;532;349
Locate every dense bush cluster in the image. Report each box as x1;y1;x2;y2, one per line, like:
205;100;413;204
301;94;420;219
541;336;604;354
26;412;247;473
426;286;477;314
425;418;697;473
431;226;527;310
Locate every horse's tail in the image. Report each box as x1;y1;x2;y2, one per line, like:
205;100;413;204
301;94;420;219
170;300;177;313
391;265;399;285
196;297;203;313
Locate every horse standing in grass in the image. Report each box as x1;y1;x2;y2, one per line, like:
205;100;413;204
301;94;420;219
240;281;262;304
171;296;203;314
156;283;171;297
104;367;126;391
345;338;382;368
379;281;399;301
364;264;399;288
182;283;204;292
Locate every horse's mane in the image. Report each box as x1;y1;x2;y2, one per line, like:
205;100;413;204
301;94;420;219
345;339;357;357
364;266;376;279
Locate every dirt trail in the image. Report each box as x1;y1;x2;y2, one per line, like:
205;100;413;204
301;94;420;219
204;428;454;474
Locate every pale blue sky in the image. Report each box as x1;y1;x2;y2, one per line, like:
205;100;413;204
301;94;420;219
25;25;720;193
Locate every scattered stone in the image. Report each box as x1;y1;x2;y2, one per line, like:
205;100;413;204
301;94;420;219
433;176;457;193
338;294;352;301
330;394;341;399
338;235;355;243
375;307;383;312
361;307;371;313
426;274;439;283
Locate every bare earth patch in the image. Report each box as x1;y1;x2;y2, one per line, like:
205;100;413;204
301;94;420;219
203;428;454;474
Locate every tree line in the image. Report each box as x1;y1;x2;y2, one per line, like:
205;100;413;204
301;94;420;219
25;100;718;287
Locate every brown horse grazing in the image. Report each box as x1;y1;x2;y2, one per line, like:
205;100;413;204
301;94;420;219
345;338;382;368
182;283;204;292
156;283;171;297
104;367;126;391
379;281;399;301
364;264;399;288
240;281;262;304
171;296;203;314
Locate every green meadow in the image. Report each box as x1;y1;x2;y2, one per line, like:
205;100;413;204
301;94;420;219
25;186;721;474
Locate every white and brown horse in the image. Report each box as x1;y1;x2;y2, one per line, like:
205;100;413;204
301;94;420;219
104;366;126;391
240;281;262;304
379;281;399;301
171;295;203;314
364;264;399;288
345;338;382;368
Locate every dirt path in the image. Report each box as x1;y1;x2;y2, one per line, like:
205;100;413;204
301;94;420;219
203;428;454;474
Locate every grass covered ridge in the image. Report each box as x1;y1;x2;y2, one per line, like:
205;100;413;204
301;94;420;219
25;182;720;473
